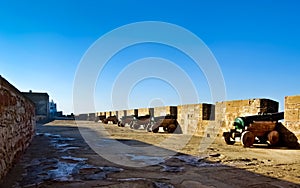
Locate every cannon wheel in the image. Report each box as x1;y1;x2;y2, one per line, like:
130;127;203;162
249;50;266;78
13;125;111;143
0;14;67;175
223;132;235;145
267;130;279;146
224;134;235;145
133;123;140;129
152;125;159;133
167;124;176;133
225;137;235;145
241;131;255;147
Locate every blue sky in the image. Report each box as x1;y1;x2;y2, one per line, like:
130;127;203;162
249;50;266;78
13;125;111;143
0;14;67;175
0;0;299;114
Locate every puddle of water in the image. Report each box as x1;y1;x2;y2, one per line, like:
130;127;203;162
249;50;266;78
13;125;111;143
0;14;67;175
61;156;88;162
173;155;221;167
126;154;167;166
48;161;78;181
160;165;184;172
19;157;123;186
60;147;80;152
44;133;61;138
56;143;70;147
57;137;76;141
18;132;124;186
154;182;175;188
42;132;78;153
38;132;75;141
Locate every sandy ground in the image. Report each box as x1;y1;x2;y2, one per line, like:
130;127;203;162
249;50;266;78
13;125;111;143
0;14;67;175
1;120;300;188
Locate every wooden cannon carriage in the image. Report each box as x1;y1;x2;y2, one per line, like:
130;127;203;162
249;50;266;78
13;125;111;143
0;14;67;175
102;115;119;124
223;112;284;147
148;115;178;133
130;115;152;130
118;115;136;127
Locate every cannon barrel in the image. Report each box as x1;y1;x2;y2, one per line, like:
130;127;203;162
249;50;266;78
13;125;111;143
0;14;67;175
234;112;284;129
154;115;177;122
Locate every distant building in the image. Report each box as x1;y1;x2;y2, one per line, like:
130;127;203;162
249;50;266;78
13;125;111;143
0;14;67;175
22;90;49;122
56;111;63;117
49;100;57;118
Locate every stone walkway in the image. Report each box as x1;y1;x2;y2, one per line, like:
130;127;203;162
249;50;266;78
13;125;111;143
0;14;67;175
0;121;299;188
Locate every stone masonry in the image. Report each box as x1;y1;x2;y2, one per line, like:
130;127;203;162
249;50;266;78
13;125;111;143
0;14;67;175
153;106;177;117
0;76;36;180
80;97;300;142
125;109;138;117
22;91;49;122
137;108;150;116
116;110;126;119
285;95;300;140
215;98;279;131
177;103;215;135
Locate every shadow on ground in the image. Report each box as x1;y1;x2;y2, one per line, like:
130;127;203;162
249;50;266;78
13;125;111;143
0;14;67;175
0;121;299;188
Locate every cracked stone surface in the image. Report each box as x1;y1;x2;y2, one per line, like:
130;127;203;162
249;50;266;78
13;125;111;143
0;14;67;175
1;120;299;188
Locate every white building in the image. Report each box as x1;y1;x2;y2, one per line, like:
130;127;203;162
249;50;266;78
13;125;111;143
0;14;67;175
49;100;57;118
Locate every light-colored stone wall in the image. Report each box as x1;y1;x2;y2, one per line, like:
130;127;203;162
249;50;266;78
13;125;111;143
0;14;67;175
285;95;300;139
154;106;169;117
153;106;177;118
138;108;149;116
97;112;106;117
177;103;214;135
126;109;138;117
109;111;117;117
83;99;283;136
216;98;279;130
0;76;36;180
116;110;126;119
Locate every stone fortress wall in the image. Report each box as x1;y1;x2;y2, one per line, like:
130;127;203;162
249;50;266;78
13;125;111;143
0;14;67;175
0;76;36;179
78;97;299;141
284;95;300;139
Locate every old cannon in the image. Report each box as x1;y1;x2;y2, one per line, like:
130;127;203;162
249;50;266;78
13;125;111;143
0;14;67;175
223;112;284;147
149;115;178;133
118;115;136;127
102;115;119;124
96;115;106;122
130;115;152;130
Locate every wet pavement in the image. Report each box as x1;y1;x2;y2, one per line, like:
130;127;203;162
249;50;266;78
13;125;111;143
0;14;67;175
1;121;299;188
12;132;124;187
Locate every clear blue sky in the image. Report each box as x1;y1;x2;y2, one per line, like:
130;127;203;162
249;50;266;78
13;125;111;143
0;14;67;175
0;0;299;114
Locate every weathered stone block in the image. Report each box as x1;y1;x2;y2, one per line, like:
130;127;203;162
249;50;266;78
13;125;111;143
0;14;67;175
126;109;138;116
285;95;300;104
285;103;300;109
153;106;169;117
138;108;149;116
0;76;35;180
285;109;299;122
216;98;279;130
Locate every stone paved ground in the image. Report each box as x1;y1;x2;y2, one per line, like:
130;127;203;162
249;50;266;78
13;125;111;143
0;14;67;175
0;120;299;188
